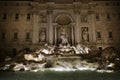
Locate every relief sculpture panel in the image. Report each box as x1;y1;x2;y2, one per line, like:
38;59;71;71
39;28;46;42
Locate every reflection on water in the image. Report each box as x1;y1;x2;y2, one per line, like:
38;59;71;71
0;70;120;80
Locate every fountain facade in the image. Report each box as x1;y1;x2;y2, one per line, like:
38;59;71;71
0;42;120;72
0;0;120;56
0;0;120;73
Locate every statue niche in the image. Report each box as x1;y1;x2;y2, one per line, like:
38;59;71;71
57;26;72;45
81;27;89;42
39;28;46;42
55;14;73;45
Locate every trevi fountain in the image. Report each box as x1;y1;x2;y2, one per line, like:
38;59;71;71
0;41;120;80
0;36;120;73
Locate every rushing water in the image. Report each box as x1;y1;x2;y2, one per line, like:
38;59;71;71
0;70;120;80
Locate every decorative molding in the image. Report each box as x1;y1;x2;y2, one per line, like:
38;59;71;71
73;2;81;14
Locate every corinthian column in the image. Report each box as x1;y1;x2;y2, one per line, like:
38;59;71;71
91;12;96;42
88;3;97;43
47;2;54;45
73;2;81;44
32;11;39;44
47;10;53;45
74;10;80;44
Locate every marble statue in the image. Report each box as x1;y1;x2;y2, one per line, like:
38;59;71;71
82;27;89;42
83;46;91;54
76;43;84;54
60;34;69;45
39;30;46;42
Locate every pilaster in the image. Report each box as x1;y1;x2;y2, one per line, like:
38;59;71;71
73;2;81;44
89;11;96;43
47;2;54;45
32;11;39;44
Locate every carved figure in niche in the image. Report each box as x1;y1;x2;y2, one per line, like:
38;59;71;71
82;27;89;42
39;29;46;42
58;27;69;45
60;28;66;35
76;43;84;54
60;34;69;45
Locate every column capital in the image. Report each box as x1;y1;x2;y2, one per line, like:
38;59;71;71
46;2;55;5
31;9;39;15
46;2;54;14
73;2;81;6
73;2;81;14
74;9;81;14
47;10;53;14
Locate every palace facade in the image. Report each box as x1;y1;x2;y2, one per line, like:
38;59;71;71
0;0;120;54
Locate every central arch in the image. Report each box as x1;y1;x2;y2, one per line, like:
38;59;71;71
54;14;74;45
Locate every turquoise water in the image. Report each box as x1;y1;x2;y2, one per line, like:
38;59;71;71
0;70;120;80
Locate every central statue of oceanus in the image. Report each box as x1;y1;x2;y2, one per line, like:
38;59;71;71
59;34;69;45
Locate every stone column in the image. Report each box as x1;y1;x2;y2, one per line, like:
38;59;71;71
46;2;54;45
54;26;57;45
32;11;39;44
89;11;96;43
47;10;53;45
71;26;74;45
79;15;82;42
74;10;80;44
88;3;97;43
73;2;81;44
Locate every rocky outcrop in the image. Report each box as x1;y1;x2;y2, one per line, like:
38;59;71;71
0;45;120;72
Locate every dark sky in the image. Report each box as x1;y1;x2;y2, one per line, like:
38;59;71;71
0;0;119;1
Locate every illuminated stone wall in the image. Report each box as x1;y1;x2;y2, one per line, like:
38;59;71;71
0;0;120;54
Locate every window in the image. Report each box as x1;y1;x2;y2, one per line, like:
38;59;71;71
12;48;17;56
1;32;6;41
105;3;109;6
96;3;98;6
2;13;7;20
96;14;100;21
108;32;113;39
117;3;120;6
28;3;31;6
118;13;120;20
107;13;111;20
27;13;31;21
26;32;30;40
13;32;18;40
16;3;19;6
97;32;101;39
15;13;19;20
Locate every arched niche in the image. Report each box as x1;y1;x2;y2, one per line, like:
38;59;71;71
53;14;74;45
55;14;72;25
